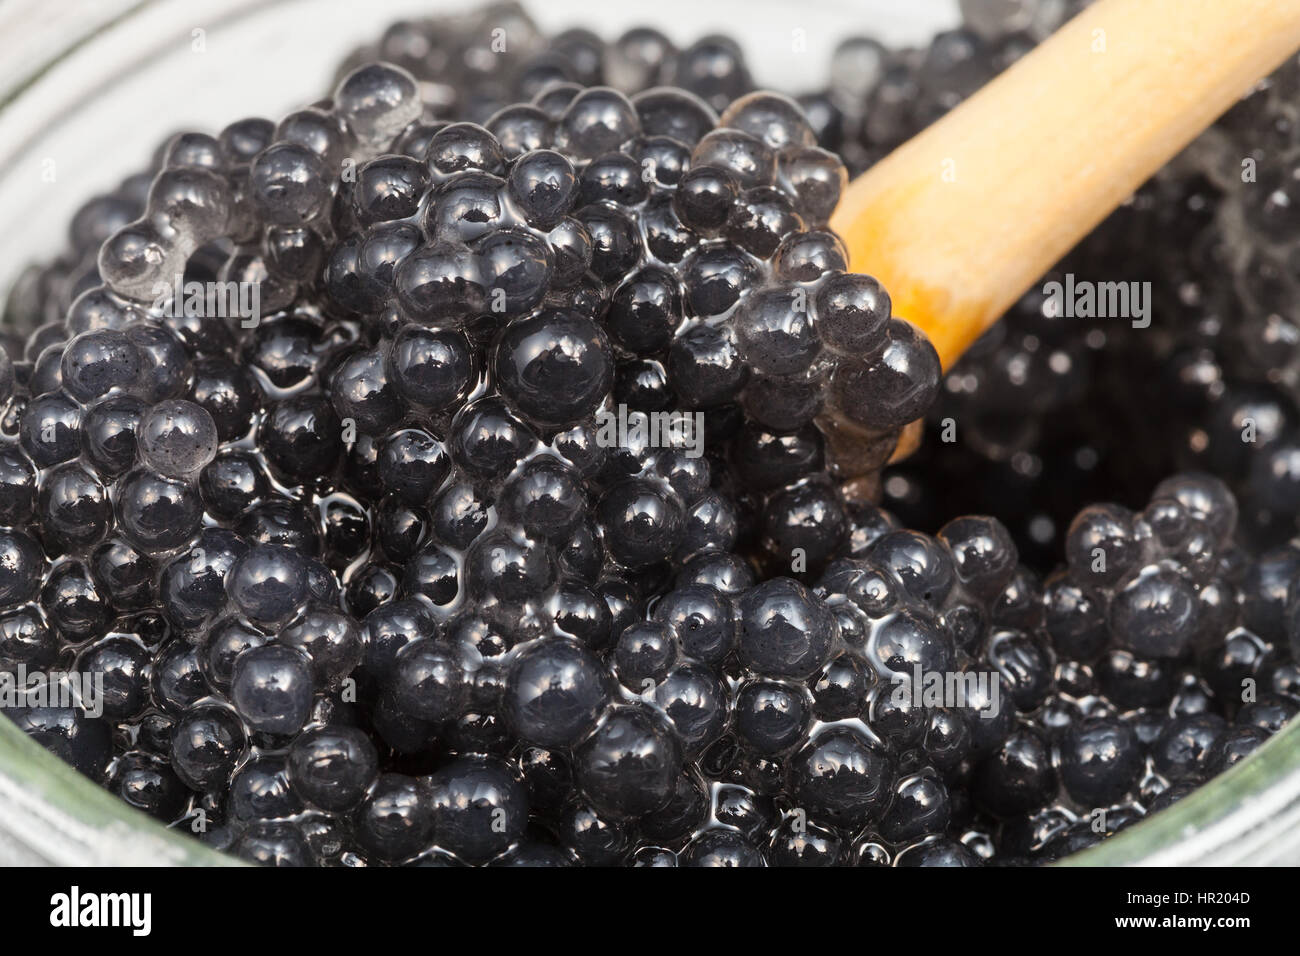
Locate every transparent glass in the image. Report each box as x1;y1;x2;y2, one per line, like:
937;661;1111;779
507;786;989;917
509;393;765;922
0;0;1297;867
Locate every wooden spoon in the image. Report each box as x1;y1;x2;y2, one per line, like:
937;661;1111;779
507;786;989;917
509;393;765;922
831;0;1300;373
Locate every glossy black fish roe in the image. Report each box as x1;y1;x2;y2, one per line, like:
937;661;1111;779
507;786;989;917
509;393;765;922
1;0;1294;870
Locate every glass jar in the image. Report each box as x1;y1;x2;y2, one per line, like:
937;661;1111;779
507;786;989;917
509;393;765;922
0;0;1297;867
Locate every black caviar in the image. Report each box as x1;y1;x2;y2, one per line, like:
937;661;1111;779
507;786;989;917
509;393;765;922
0;0;1296;868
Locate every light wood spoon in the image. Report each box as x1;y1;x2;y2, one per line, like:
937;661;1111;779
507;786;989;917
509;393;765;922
832;0;1300;375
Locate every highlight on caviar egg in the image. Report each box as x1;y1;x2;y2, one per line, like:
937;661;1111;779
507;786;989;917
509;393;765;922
0;0;1296;882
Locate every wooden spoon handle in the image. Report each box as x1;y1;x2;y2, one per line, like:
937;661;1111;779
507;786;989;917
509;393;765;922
830;0;1300;370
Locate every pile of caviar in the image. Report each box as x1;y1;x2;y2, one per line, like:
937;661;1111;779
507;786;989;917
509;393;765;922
0;0;1296;867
